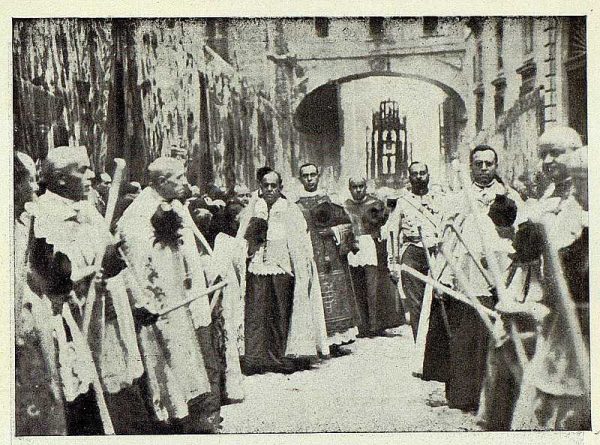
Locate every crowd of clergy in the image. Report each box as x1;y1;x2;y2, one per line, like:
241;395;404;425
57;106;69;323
14;124;589;435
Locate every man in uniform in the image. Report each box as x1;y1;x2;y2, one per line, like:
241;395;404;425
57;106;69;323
387;162;448;382
344;177;403;337
295;163;358;356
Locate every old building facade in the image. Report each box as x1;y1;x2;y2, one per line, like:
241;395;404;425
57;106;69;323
461;16;586;186
13;17;586;193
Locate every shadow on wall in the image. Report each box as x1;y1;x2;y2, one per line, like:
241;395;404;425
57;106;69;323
293;83;342;181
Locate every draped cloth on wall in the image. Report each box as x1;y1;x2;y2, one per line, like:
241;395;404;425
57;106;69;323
13;20;113;172
14;18;296;193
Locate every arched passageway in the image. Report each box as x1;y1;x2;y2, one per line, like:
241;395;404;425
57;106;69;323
294;72;466;190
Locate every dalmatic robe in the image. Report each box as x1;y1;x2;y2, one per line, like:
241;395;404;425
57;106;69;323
15;212;66;435
212;233;247;358
296;192;358;345
511;190;590;430
201;232;246;403
25;191;144;434
117;187;213;423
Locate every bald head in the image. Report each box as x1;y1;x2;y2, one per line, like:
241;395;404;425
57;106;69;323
148;157;189;201
43;146;89;174
538;126;582;153
40;146;93;201
148;157;184;182
99;172;112;183
234;184;249;195
349;176;368;202
234;183;252;206
539;126;583;182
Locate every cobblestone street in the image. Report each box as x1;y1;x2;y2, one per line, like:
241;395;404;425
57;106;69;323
222;326;480;433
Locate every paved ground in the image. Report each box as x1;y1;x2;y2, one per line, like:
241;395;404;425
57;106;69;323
221;325;481;433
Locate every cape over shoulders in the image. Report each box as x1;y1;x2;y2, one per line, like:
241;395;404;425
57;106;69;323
344;194;382;209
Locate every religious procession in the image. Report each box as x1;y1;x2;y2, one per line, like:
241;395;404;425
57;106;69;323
12;16;590;435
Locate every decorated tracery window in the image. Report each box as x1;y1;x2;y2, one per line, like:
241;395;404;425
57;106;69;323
369;99;409;186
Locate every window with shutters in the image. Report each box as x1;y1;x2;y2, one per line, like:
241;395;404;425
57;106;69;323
522;17;534;56
473;39;483;84
369;17;385;39
492;78;506;120
423;17;439;36
564;16;587;143
475;88;484;133
315;17;329;38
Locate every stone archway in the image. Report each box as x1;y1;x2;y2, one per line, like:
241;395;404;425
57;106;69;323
296;51;468;108
293;63;468;187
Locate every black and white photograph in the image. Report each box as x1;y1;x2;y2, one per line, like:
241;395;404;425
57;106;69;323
9;8;593;440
